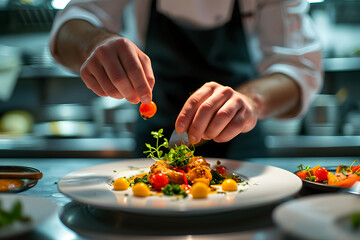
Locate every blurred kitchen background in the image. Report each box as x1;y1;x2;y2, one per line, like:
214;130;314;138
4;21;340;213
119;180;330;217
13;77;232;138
0;0;359;158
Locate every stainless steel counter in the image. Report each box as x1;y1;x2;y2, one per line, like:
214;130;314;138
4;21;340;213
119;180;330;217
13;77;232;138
1;157;358;240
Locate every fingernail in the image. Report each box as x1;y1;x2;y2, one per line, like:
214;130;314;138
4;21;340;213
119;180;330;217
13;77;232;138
140;95;151;104
176;123;186;133
188;135;199;144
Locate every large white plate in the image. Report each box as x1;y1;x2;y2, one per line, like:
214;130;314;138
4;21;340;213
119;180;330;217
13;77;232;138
58;158;302;215
273;193;360;240
0;194;59;239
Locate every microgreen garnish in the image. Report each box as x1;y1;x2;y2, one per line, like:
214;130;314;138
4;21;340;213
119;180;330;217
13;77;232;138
143;128;195;167
166;145;194;167
210;170;226;185
161;184;188;198
130;174;150;187
349;160;358;169
297;164;309;171
297;164;316;181
143;129;169;159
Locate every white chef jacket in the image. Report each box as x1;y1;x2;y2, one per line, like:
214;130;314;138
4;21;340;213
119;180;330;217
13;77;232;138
49;0;323;117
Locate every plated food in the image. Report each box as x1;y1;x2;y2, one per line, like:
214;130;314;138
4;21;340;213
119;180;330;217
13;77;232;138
58;158;301;215
112;129;246;199
296;161;360;189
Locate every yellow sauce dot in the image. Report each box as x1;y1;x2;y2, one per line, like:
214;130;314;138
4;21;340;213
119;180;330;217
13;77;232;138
191;182;209;199
222;179;238;191
132;182;151;197
113;177;130;191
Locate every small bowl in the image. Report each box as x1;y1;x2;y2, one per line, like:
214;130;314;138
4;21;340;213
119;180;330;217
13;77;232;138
0;166;42;193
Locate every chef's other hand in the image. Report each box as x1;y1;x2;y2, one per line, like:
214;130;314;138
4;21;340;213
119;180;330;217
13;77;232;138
175;82;259;144
80;37;155;104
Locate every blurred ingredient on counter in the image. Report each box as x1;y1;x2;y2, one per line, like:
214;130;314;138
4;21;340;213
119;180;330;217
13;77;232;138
34;103;94;138
0;110;34;135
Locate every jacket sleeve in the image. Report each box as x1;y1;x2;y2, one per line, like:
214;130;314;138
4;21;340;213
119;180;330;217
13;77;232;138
49;0;130;57
252;0;323;117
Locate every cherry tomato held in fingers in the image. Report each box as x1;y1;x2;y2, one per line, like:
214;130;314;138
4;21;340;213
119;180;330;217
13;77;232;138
150;173;169;191
139;101;157;120
315;167;328;182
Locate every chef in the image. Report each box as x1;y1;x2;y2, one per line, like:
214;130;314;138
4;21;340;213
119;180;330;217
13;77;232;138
49;0;323;158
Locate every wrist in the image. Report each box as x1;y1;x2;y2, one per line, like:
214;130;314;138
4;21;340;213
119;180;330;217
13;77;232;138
243;92;265;119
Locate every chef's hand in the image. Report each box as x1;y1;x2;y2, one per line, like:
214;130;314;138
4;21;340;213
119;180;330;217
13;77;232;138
80;37;155;104
175;82;259;144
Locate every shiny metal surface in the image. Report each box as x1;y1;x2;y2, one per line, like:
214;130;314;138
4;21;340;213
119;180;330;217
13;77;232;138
168;130;190;149
0;157;357;239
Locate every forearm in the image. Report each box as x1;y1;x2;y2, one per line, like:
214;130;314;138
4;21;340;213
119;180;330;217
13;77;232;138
237;73;301;119
52;19;118;72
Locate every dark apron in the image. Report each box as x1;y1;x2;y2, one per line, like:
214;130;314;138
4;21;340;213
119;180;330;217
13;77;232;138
134;0;267;159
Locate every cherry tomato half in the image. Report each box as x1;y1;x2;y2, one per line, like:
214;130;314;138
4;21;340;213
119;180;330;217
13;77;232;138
139;101;157;120
150;173;169;191
315;167;328;182
215;166;227;176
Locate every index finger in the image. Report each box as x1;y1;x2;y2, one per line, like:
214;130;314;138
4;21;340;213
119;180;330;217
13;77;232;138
118;40;153;104
175;83;215;133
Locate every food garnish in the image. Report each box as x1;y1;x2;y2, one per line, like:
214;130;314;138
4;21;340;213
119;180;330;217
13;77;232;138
113;178;129;191
0;200;30;227
222;179;238;191
113;129;246;198
296;160;360;188
139;101;157;120
150;173;169;191
132;182;151;197
190;182;209;199
130;173;150;187
143;129;194;167
162;184;188;198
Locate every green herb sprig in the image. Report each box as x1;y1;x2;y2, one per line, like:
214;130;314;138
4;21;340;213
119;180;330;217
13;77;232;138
297;164;316;181
210;170;226;185
143;129;169;159
0;200;31;227
143;129;195;167
130;174;150;187
162;184;188;198
166;145;194;167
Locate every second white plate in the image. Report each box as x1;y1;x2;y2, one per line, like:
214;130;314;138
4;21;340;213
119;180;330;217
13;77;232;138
273;193;360;240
